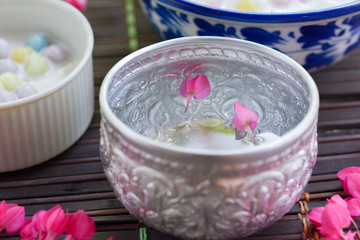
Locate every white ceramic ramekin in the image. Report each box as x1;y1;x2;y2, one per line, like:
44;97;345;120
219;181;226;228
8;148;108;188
0;0;94;172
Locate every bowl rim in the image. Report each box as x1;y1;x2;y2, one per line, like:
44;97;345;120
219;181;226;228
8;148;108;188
0;0;94;110
99;36;320;157
152;0;360;23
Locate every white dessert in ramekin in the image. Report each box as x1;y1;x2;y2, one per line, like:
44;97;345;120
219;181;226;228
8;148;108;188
0;0;94;172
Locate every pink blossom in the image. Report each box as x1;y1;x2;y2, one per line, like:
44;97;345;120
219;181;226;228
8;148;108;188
327;194;348;208
41;205;68;240
107;237;116;240
307;207;324;228
20;218;38;240
65;210;95;240
32;210;47;237
65;0;88;12
0;200;25;235
337;167;360;199
345;197;360;218
232;101;258;143
180;72;210;112
307;195;360;238
320;202;351;239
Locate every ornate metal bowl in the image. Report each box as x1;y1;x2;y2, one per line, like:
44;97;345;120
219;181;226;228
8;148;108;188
139;0;360;72
99;37;319;240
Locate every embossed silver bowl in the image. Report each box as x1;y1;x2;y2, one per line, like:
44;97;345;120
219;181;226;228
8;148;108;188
99;36;319;240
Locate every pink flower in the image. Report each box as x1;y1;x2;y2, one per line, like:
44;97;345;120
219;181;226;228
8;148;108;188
307;207;324;228
41;205;68;240
65;0;88;12
20;218;38;240
345;197;360;218
65;210;95;240
307;195;360;239
232;101;258;144
337;167;360;199
327;194;348;207
107;237;116;240
0;200;25;235
320;202;351;239
31;210;47;237
180;73;210;112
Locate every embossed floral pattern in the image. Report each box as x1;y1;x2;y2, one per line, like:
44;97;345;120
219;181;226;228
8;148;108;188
100;117;318;240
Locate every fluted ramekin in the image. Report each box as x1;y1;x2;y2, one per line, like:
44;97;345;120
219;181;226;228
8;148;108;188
0;0;94;172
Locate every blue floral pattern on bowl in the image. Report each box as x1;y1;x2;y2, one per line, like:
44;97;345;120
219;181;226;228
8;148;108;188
139;0;360;71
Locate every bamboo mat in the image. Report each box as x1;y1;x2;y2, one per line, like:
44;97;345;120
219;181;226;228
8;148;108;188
1;0;360;239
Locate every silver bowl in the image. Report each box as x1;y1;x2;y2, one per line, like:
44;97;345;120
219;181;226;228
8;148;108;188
99;36;319;240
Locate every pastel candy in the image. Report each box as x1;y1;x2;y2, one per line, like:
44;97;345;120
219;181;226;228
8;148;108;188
24;54;49;76
15;84;38;99
25;33;50;52
43;44;66;63
0;90;18;103
236;0;259;11
0;59;18;74
0;72;21;91
11;46;33;63
0;38;9;59
272;0;292;7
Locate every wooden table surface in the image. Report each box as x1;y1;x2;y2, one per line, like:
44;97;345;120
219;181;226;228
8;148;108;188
1;0;360;239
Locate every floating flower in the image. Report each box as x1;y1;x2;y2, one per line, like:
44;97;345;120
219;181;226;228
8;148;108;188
66;0;88;12
65;210;95;240
232;101;258;144
180;72;210;112
0;200;25;235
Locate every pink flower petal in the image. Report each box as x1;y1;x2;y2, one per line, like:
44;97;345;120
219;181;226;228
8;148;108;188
0;200;7;226
4;204;25;234
179;73;192;98
186;76;196;94
32;210;47;234
44;205;68;237
179;70;211;112
307;207;325;228
20;218;38;239
65;0;88;12
65;210;95;240
232;102;258;130
320;203;351;239
106;237;116;240
345;173;360;199
337;167;360;182
345;197;360;218
193;75;211;99
327;194;347;208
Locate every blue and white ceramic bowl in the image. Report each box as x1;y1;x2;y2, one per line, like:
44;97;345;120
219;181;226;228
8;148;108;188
139;0;360;71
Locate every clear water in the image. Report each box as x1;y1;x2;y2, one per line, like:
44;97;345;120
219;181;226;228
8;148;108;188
109;55;310;144
154;119;280;150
